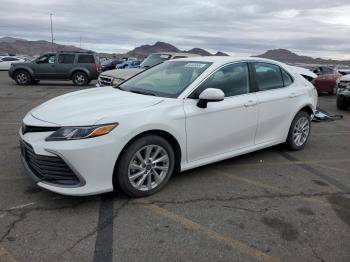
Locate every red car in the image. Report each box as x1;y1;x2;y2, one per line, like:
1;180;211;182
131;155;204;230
312;66;341;94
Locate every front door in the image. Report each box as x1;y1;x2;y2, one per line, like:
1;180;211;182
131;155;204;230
32;54;57;79
184;62;258;162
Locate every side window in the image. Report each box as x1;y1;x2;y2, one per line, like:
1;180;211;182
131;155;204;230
281;69;293;86
37;54;56;64
78;55;94;63
2;57;18;61
254;63;284;91
58;54;75;64
193;63;250;98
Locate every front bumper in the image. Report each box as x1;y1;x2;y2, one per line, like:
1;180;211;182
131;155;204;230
338;89;350;101
19;117;124;196
97;75;113;87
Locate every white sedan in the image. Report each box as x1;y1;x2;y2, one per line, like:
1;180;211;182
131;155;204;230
20;57;317;197
0;56;25;70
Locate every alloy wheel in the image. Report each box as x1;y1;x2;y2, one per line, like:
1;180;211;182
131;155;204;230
75;74;85;85
128;145;169;191
293;116;310;146
16;72;27;84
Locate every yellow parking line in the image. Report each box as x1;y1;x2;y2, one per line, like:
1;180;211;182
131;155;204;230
227;159;349;168
211;169;340;210
0;246;17;262
134;199;280;262
315;164;350;174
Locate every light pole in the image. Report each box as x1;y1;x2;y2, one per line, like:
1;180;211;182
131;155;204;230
50;13;54;52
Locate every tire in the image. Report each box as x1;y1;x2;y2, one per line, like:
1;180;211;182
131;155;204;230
14;70;32;85
337;96;349;110
115;135;175;197
329;86;337;95
285;111;311;151
72;71;88;86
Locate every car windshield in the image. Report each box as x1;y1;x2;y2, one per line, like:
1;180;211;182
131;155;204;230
119;61;212;98
140;54;172;68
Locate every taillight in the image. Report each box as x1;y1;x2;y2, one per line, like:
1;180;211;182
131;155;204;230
95;64;100;72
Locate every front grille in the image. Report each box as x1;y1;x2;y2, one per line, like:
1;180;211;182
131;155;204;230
98;75;113;86
22;124;60;135
20;141;80;186
339;81;350;88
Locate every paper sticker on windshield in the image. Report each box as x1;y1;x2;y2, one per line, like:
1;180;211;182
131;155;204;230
184;63;206;68
160;54;171;59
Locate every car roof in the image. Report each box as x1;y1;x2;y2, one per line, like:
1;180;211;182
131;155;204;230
166;56;289;67
152;52;200;57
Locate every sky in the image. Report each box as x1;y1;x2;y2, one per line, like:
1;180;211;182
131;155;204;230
0;0;350;59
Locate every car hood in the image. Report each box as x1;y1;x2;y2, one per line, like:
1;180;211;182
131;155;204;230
101;68;144;80
288;65;317;80
12;62;32;67
30;87;164;126
339;74;350;81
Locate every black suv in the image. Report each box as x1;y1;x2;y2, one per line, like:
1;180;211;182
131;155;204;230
9;51;100;86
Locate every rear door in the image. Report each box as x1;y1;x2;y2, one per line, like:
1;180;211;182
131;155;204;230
55;54;76;79
253;62;298;144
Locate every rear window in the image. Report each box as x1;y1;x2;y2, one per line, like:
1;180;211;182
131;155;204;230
58;54;75;64
254;62;284;91
77;54;94;63
281;69;293;86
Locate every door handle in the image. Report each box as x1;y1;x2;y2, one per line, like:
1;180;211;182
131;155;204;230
289;92;298;98
244;100;257;107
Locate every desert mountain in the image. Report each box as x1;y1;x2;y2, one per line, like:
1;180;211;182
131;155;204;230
0;37;347;64
0;37;87;56
255;49;349;65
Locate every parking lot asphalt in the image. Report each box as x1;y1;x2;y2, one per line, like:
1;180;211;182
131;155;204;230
0;71;349;262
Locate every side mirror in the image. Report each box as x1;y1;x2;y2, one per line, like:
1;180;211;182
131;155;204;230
197;88;224;108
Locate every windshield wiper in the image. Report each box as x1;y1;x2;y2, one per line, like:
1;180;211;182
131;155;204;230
129;90;157;96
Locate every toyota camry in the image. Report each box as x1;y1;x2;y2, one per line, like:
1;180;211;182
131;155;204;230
20;57;317;197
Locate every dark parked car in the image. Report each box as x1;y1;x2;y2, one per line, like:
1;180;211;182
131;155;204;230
101;59;123;72
9;51;100;86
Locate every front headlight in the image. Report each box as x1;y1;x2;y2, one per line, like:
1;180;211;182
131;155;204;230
111;78;124;87
45;123;118;141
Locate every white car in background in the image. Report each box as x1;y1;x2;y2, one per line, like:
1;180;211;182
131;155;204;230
288;65;317;82
335;65;350;75
0;56;25;70
20;57;317;197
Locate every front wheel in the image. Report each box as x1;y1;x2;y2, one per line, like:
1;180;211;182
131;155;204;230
115;135;175;197
337;96;349;110
285;111;311;151
72;71;88;86
14;70;32;85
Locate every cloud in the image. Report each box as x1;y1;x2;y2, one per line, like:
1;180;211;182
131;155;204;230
0;0;349;59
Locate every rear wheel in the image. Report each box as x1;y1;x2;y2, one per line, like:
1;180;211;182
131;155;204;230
115;135;175;197
285;111;311;151
14;70;32;85
72;71;88;86
337;96;349;110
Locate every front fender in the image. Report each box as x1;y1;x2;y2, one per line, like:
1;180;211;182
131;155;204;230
11;65;35;78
